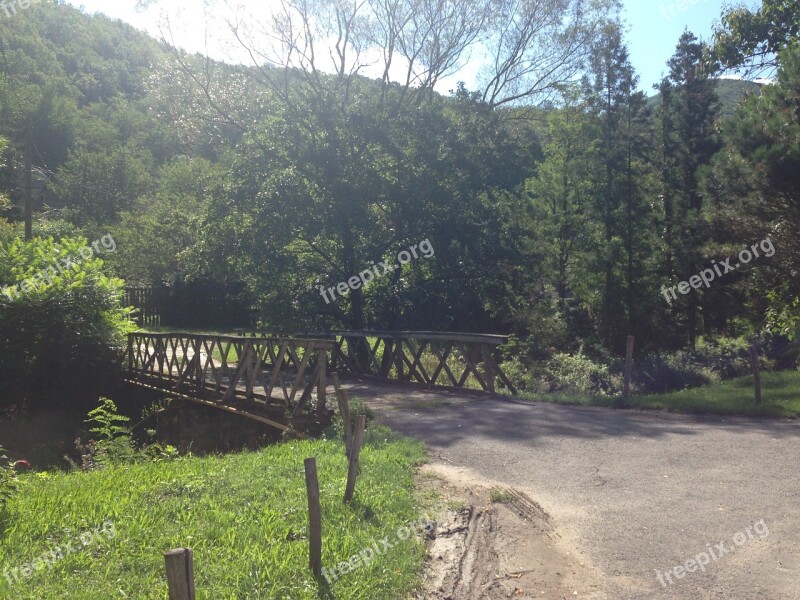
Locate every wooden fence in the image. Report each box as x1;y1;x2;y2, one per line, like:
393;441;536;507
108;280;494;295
124;286;164;327
124;283;253;329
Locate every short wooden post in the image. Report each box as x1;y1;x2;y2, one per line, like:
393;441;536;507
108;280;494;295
304;457;322;578
623;335;635;398
344;415;367;504
482;344;496;394
750;346;762;404
332;373;352;456
164;548;195;600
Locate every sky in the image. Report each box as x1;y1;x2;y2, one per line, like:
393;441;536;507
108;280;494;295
64;0;761;95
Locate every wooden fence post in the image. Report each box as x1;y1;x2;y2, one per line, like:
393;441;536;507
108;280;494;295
344;415;367;504
304;457;322;578
623;335;635;398
164;548;195;600
750;346;762;404
332;373;352;456
127;334;134;372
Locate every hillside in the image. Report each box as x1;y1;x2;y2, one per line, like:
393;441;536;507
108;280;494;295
646;77;764;117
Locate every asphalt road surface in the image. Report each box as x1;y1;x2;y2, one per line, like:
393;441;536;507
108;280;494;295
348;382;800;600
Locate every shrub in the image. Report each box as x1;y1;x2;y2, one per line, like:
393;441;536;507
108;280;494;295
0;235;135;411
632;351;718;394
544;353;622;396
69;398;180;470
0;445;18;515
501;353;622;396
324;395;374;443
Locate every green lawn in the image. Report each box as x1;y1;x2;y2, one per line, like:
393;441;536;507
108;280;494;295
0;429;428;599
519;370;800;418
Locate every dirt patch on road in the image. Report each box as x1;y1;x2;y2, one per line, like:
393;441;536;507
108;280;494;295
416;464;608;600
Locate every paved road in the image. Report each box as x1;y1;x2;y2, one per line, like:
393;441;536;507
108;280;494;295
346;382;800;600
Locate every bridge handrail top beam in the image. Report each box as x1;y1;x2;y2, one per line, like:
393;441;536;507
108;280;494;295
128;332;334;349
332;331;509;344
128;331;509;345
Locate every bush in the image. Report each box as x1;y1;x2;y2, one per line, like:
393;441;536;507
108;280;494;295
545;353;622;395
631;351;718;394
0;236;135;410
0;445;18;517
503;335;783;397
324;395;374;443
68;398;180;470
501;352;622;396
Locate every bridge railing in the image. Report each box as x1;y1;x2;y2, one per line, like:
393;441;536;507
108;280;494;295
324;331;517;394
125;333;332;417
125;330;517;399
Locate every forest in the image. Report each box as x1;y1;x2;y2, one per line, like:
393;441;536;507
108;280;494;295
0;0;799;401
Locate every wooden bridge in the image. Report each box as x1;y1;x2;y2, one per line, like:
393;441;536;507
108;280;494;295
123;331;516;433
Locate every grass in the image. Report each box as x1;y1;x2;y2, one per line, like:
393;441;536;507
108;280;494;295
517;370;800;418
489;489;513;504
0;428;428;599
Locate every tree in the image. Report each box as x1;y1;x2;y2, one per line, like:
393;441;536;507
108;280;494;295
480;0;621;108
52;144;154;225
109;156;221;284
657;32;721;346
585;22;652;348
522;92;597;350
704;46;800;339
146;0;618;328
711;0;800;78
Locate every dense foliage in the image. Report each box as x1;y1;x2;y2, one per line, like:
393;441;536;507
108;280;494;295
0;0;797;388
0;236;134;409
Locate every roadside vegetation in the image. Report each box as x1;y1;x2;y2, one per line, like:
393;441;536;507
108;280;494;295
0;415;428;599
516;370;800;419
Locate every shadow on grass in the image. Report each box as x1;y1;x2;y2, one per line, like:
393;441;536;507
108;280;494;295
345;496;378;524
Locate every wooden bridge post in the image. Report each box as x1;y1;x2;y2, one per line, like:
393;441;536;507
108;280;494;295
317;347;327;419
482;344;495;394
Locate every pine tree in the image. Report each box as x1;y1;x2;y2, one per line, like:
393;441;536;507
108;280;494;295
657;32;721;346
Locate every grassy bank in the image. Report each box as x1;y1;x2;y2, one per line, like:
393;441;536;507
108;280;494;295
0;429;428;599
519;370;800;418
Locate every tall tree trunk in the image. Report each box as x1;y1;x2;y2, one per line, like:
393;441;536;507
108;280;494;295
24;128;32;241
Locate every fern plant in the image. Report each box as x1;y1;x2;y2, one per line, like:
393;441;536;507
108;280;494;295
84;398;135;466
